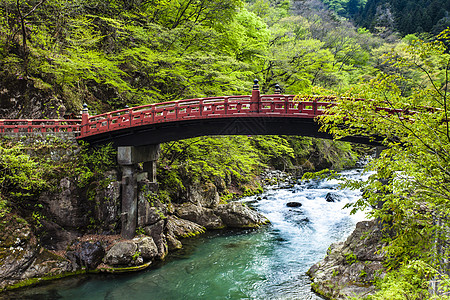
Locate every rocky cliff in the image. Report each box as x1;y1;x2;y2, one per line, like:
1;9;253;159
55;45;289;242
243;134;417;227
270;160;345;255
307;220;387;299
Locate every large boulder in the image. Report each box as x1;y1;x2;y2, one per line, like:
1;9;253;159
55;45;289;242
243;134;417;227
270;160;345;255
214;202;269;228
0;215;39;289
144;220;168;259
66;241;105;269
138;181;167;227
307;220;386;300
175;203;224;229
186;182;220;208
133;237;158;260
40;220;79;251
21;250;73;281
0;214;73;290
104;241;138;266
165;216;206;238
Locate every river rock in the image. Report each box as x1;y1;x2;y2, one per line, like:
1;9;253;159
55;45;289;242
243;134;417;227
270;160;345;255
214;202;269;228
133;236;158;260
325;192;341;203
21;250;73;280
175;203;224;229
286;202;302;207
66;241;105;269
307;220;386;299
80;241;105;269
165;216;206;238
166;233;183;251
104;241;138;266
144;220;168;259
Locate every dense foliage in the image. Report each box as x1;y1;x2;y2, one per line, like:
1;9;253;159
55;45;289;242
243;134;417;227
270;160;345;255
0;136;116;225
321;0;450;36
357;0;450;36
318;29;450;298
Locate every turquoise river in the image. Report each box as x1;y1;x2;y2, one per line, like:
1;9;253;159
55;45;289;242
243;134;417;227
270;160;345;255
1;169;368;300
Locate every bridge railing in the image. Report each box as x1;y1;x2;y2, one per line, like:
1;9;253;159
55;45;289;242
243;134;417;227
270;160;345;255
0;119;81;134
259;95;333;115
80;94;334;137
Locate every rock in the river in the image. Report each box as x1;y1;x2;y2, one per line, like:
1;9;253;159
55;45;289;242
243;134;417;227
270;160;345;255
104;241;138;266
133;236;159;260
165;216;206;238
175;203;224;229
166;233;183;251
214;202;269;228
286;202;302;208
307;220;386;299
325;192;341;203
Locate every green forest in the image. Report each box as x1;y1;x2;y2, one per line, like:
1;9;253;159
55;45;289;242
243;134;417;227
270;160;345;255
1;0;450;298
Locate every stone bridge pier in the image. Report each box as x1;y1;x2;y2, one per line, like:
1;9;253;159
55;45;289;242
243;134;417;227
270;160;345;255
117;144;160;239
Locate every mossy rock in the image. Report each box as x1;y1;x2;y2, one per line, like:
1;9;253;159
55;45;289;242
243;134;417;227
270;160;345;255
95;261;152;273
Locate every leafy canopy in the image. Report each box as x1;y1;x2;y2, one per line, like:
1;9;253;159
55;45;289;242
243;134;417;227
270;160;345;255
318;28;450;297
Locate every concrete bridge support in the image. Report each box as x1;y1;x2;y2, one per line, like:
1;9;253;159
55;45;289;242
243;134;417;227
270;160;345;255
118;144;160;239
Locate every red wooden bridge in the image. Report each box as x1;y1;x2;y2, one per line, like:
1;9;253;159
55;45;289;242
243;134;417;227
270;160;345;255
0;83;382;146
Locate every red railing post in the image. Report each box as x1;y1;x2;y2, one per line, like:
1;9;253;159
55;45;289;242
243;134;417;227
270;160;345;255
81;103;89;137
107;113;111;130
128;107;132;127
313;98;317;116
224;97;228;115
251;79;260;113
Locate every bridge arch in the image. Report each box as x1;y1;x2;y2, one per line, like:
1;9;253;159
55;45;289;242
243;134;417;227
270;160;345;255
79;82;378;147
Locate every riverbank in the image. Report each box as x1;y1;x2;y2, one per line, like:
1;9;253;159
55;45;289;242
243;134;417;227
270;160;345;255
0;194;270;292
307;219;386;299
0;131;368;293
1;168;370;299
